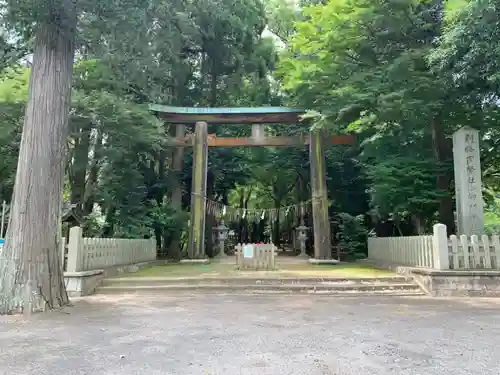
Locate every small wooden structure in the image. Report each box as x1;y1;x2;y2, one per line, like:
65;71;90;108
150;105;355;260
235;243;277;270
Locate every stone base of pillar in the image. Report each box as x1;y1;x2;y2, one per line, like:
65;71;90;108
308;258;341;265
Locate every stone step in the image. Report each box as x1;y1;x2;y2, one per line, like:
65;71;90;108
101;276;410;287
164;290;426;297
96;282;424;295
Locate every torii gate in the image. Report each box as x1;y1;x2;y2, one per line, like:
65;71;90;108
149;105;355;260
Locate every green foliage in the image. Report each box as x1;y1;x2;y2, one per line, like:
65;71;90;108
4;0;500;254
150;199;190;249
430;0;500;94
325;146;368;216
81;210;106;237
276;0;466;232
361;129;440;220
0;34;27;74
336;213;368;258
485;211;500;235
75;89;163;237
265;0;299;43
429;0;500;198
0;68;28;202
279;0;445;128
0;0;286;249
0;62;165;237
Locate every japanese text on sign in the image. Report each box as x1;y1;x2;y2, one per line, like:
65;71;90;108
464;131;480;230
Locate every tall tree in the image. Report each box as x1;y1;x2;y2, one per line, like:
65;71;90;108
278;0;460;233
265;0;299;44
429;0;500;201
0;0;161;313
0;0;78;313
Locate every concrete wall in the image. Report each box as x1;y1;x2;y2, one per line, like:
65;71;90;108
361;260;500;297
64;260;168;297
411;269;500;297
65;270;105;298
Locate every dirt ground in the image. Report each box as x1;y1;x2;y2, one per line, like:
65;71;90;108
1;294;499;375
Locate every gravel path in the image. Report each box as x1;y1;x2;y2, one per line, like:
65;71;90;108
1;294;499;375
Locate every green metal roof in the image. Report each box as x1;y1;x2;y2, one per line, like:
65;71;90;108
148;104;305;114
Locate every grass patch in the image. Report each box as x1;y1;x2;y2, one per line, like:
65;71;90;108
125;262;395;279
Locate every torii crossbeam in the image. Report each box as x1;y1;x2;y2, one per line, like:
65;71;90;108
150;104;355;260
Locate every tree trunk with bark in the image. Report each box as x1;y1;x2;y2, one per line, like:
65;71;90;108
70;122;92;210
431;116;455;234
0;8;77;314
273;199;281;246
68;121;92;228
83;129;103;216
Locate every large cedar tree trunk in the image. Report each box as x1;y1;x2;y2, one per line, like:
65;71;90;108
0;9;77;314
431;116;455;234
68;122;92;228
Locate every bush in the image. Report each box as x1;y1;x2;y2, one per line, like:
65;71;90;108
336;213;368;259
485;223;500;236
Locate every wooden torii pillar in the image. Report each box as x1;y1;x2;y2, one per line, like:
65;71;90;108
309;131;331;259
187;121;209;259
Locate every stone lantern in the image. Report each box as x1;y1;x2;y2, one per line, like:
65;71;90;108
296;224;309;258
214;220;229;258
296;202;309;258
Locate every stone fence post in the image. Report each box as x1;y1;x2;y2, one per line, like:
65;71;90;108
432;223;450;270
66;226;83;272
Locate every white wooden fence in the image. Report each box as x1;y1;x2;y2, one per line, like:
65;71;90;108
448;234;500;269
368;235;435;268
235;243;277;270
368;223;500;270
65;226;156;272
